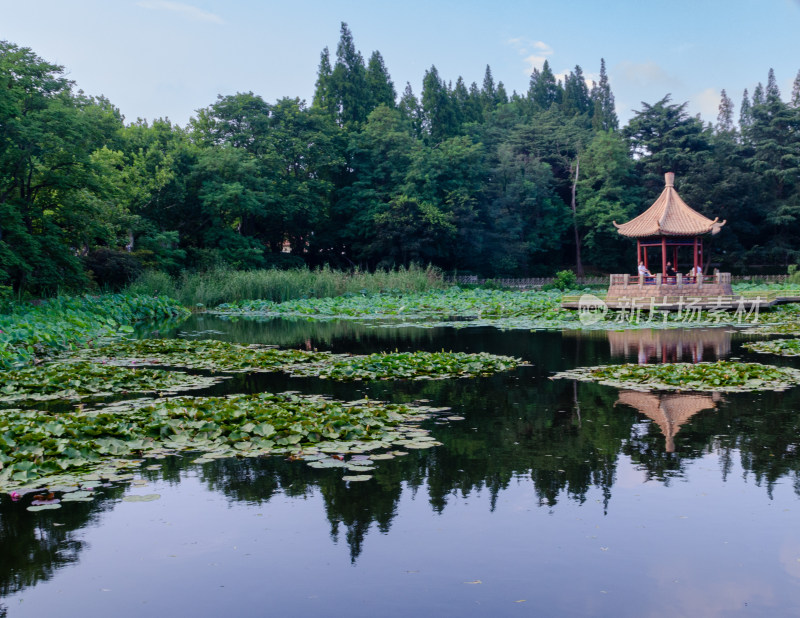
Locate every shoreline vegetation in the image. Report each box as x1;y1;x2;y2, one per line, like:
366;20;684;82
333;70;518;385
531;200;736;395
4;275;800;369
3;280;800;491
126;264;448;306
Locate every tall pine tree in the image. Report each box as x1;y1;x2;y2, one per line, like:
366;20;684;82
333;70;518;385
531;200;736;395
366;50;396;110
329;22;370;128
716;89;735;134
590;59;618;131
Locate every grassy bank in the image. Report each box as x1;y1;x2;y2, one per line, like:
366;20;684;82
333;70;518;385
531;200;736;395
126;265;445;307
0;294;189;370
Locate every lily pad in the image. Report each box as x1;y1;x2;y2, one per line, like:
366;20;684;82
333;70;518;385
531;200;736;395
552;360;800;392
342;475;373;482
61;490;94;501
122;494;161;502
27;504;62;511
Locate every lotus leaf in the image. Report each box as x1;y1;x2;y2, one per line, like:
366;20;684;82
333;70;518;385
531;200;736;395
122;494;161;502
27;504;62;512
552;361;800;392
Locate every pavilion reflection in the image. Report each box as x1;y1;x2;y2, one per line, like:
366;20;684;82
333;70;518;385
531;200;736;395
616;390;722;452
606;328;731;363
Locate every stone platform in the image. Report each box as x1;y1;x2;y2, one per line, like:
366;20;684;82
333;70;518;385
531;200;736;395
560;272;800;310
605;272;732;306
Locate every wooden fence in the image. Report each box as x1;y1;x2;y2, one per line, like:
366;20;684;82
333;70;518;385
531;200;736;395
445;274;789;289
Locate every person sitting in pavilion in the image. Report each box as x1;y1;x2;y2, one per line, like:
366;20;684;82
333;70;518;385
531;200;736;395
666;261;677;281
687;264;702;282
638;261;653;281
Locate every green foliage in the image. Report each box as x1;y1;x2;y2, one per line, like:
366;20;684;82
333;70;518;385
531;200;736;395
0;392;444;491
553;361;800;392
743;338;800;356
542;269;577;291
0;294;189;369
0;361;222;404
127;264;445;306
75;338;521;381
215;286;569;321
83;249;143;290
2;30;799;284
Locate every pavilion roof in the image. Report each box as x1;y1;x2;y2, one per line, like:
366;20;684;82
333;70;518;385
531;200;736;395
613;172;726;238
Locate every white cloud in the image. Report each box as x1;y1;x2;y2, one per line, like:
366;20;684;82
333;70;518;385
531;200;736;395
507;37;553;75
691;88;722;122
136;1;224;24
616;61;681;88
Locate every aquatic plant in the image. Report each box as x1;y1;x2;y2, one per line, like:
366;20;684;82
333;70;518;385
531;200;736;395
743;338;800;356
0;294;189;370
286;350;523;381
74;338;332;372
0;361;224;405
551;361;800;392
74;339;523;380
0;392;447;491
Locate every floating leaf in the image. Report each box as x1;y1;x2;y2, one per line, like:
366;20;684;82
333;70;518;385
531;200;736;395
61;490;94;501
122;494;161;502
27;504;62;511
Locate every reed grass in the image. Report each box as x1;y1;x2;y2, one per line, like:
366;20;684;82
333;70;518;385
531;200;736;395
127;265;446;307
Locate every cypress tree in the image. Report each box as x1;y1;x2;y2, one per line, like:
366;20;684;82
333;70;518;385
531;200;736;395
591;59;618;131
496;81;509;105
791;70;800;108
481;65;497;110
312;47;334;114
752;82;765;106
530;60;561;109
366;50;396;110
716;89;735;133
398;82;422;137
739;88;753;134
421;65;457;142
330;22;370;128
562;65;591;117
766;68;781;103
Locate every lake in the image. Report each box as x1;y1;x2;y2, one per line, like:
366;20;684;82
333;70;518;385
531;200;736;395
2;316;799;617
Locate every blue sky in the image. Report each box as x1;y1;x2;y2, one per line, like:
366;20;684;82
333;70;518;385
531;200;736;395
2;0;799;127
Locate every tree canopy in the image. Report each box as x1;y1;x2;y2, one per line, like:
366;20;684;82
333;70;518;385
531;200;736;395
1;30;799;295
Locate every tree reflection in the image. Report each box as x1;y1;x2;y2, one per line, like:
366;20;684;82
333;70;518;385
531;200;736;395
0;487;123;597
5;327;800;589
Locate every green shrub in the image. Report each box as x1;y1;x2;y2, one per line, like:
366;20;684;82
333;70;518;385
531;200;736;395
542;269;577;291
84;249;143;290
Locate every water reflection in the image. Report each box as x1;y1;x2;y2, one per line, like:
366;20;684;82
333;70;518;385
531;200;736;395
616;390;721;452
566;327;733;363
5;324;800;616
608;328;732;363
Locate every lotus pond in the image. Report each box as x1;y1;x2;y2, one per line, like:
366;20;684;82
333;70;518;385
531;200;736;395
3;309;800;617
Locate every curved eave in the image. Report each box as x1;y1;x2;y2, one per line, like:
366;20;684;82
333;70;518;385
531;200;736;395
612;219;726;239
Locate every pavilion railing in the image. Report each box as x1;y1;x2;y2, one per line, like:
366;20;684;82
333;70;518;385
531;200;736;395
609;272;732;287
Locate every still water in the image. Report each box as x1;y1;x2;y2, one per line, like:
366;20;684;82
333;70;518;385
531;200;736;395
2;317;800;617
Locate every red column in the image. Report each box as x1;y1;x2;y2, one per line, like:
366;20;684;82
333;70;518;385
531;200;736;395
661;237;667;275
693;238;698;272
637;240;641;267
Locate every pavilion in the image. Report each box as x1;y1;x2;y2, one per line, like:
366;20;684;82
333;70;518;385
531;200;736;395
604;172;733;305
614;172;725;276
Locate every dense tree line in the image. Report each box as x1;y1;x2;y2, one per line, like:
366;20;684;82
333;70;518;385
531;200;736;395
1;25;799;294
